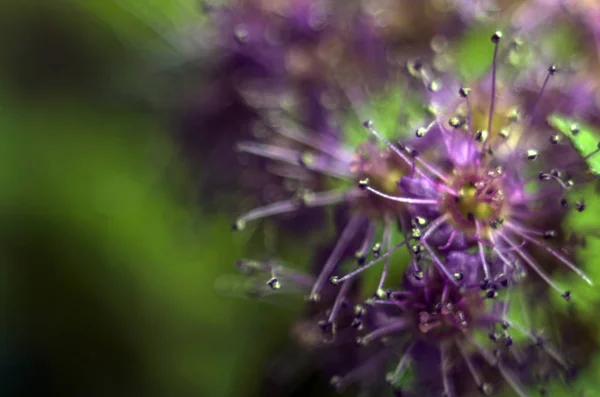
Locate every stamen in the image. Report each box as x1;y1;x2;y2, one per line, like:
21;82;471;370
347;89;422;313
237;141;351;179
355;221;375;265
438;231;457;250
377;216;393;292
488;32;502;138
332;239;409;284
441;342;454;397
363;120;437;181
385;342;415;385
265;111;351;163
357;319;408;346
513;64;557;152
327;278;354;326
505;222;592;285
234;189;352;230
309;214;364;301
469;337;529;397
500;318;568;369
476;221;492;280
497;232;568;296
456;338;484;388
360;180;439;205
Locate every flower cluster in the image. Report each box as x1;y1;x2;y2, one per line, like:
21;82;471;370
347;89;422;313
206;1;600;396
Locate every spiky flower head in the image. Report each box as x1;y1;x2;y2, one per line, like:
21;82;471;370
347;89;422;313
226;13;600;394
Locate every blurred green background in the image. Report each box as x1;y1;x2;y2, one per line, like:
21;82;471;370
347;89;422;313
2;1;600;397
0;1;305;396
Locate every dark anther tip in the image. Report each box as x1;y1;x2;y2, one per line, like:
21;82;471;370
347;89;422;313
480;279;490;290
459;87;471;97
413;270;424;280
562;290;571;301
543;230;556;239
362;120;373;128
453;272;464;281
560;198;568;208
267;277;280;290
575;200;585;212
355;253;366;266
358;178;369;190
232;220;245;231
491;31;502;43
479;383;494;395
548;64;558;75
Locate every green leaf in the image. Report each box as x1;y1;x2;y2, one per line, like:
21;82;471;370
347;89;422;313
547;114;600;175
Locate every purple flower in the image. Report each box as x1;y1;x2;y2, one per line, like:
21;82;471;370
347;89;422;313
360;32;596;299
328;263;571;396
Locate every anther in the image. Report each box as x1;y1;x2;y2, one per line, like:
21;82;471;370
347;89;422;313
486;289;497;299
490;217;504;229
543;230;556;240
267;277;281;290
318;320;333;334
479;383;494;395
449;116;463;128
351;318;362;329
232;219;246;231
562;290;571;301
575;200;585;212
539;172;550;181
428;80;441;92
459;87;471;97
329;375;343;390
475;130;488;142
355;251;366;266
489;331;499;342
526;149;539;160
480;279;490;290
372;243;381;257
560;198;568;208
329;276;340;285
548;64;558;75
550;134;560;144
358;178;369;190
413;270;424;280
412;244;423;255
453;272;464;281
505;336;513;347
415;127;427;138
491;31;502;43
415;216;427;226
363;120;373;128
411;228;422;240
570;124;579;136
299;152;314;168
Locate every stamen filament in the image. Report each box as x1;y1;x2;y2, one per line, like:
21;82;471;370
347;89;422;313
333;239;409;284
310;214;364;301
365;185;439;205
505;222;593;285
